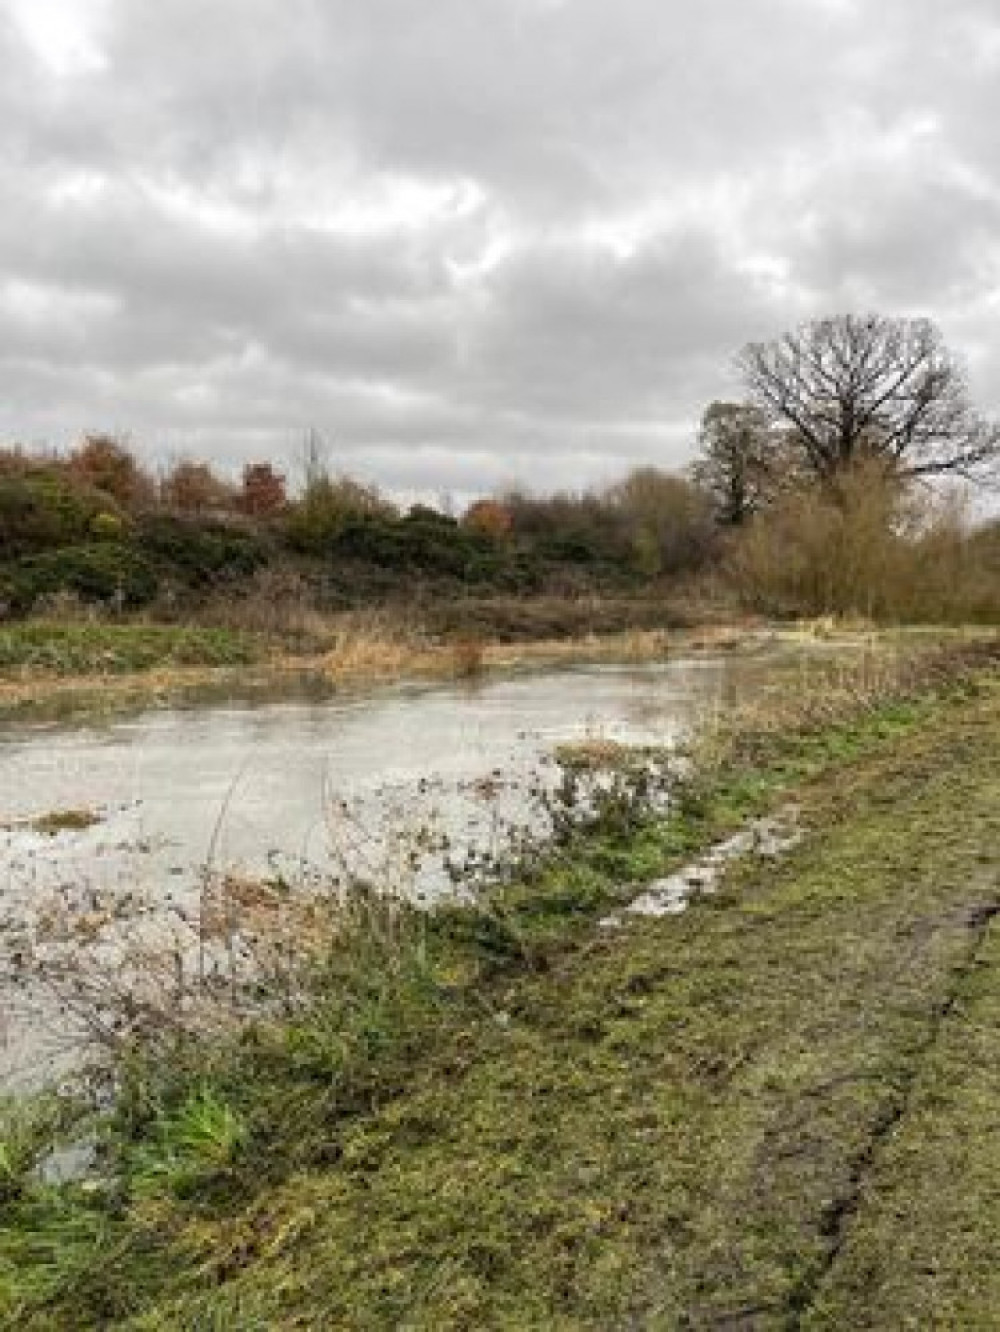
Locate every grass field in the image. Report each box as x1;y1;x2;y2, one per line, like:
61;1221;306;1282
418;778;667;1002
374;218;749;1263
0;622;260;676
2;643;999;1327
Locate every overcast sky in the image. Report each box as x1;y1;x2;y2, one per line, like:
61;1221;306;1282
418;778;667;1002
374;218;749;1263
2;0;999;497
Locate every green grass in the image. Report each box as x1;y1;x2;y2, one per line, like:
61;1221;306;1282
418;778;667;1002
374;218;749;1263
804;890;1000;1327
3;651;1000;1327
0;622;260;677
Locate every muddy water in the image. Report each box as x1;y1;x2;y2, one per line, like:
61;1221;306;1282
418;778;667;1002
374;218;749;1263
0;653;776;1087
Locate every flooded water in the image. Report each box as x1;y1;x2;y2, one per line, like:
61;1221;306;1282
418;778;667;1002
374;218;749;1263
0;650;790;1088
0;659;737;896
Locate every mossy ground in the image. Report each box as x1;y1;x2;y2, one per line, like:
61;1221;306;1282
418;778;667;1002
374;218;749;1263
3;658;1000;1328
0;622;259;677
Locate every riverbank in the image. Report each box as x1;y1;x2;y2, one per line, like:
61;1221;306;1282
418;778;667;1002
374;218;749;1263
0;613;987;727
3;637;1000;1326
0;611;743;723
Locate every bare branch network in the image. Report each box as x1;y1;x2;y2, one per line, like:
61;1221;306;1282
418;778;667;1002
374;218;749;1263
739;314;1000;485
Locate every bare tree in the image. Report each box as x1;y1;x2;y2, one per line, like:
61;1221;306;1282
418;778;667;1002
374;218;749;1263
691;401;774;525
739;314;1000;485
605;466;716;572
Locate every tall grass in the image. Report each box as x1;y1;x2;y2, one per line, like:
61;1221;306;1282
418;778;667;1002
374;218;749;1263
689;634;1000;785
727;464;1000;624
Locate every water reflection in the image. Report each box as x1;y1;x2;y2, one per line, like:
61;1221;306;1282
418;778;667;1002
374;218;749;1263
0;655;764;1087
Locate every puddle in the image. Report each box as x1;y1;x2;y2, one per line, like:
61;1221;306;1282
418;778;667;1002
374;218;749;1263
602;807;803;924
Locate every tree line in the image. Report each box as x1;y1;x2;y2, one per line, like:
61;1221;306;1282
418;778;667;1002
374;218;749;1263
1;312;998;622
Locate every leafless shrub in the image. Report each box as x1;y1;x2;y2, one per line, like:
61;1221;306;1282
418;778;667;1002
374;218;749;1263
727;463;1000;624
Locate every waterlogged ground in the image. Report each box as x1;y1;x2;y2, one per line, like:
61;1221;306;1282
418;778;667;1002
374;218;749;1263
4;650;1000;1327
0;659;723;896
2;652;802;1087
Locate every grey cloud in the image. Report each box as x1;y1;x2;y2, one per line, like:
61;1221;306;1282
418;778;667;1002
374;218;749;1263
472;231;782;417
91;0;867;212
1;0;1000;494
788;160;1000;310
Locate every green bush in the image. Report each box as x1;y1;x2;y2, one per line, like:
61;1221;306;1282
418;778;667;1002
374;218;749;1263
505;490;632;568
0;471;120;559
0;544;158;614
89;511;125;541
329;510;503;581
283;475;396;554
135;514;270;587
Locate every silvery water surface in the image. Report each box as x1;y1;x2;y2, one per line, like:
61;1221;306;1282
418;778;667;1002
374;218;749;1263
0;652;789;1088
